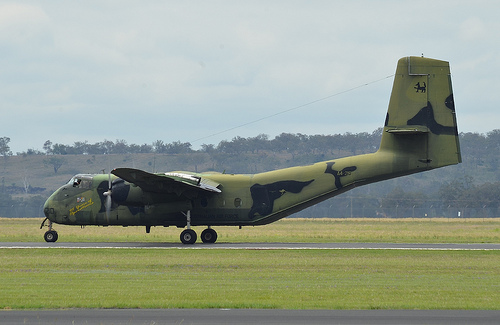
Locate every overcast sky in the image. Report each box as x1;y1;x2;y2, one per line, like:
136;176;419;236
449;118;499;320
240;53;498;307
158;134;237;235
1;0;499;154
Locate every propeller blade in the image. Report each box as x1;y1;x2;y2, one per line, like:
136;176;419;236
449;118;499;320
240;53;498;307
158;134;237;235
105;195;112;224
103;171;113;225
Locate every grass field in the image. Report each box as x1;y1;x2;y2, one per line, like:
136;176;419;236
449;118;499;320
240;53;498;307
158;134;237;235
1;218;499;310
2;217;500;243
1;249;499;310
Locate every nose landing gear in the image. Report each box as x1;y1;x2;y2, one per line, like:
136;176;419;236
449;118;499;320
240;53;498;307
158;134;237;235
40;217;59;242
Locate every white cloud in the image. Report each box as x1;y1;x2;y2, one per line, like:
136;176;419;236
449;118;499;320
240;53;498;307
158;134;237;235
0;2;48;25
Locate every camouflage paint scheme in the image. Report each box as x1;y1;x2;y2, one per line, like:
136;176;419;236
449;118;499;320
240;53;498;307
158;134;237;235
42;57;461;243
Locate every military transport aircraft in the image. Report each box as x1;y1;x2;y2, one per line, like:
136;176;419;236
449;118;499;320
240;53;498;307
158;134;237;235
41;56;461;244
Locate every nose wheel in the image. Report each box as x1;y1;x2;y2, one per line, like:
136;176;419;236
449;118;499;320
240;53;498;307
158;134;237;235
44;230;58;242
41;217;59;242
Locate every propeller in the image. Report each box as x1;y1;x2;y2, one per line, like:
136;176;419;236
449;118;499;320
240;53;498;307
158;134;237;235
102;171;112;224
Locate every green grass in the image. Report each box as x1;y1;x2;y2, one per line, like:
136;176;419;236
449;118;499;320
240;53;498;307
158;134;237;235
1;249;498;310
2;217;500;243
1;218;499;310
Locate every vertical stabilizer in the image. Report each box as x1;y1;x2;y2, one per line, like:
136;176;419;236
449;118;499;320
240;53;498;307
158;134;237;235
379;57;461;172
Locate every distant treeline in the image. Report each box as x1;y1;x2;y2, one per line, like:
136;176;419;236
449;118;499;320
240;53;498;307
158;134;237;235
3;128;499;161
9;128;500;177
12;130;384;156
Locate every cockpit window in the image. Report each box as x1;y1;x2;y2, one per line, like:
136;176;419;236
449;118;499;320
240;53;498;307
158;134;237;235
68;175;93;189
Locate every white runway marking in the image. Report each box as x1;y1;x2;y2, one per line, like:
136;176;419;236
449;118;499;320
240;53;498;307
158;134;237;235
1;242;499;250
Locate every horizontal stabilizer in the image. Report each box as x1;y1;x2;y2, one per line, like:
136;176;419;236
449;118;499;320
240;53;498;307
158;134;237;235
386;126;430;134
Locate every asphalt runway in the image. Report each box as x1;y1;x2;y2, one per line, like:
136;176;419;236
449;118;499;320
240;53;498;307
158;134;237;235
1;241;500;249
1;309;500;325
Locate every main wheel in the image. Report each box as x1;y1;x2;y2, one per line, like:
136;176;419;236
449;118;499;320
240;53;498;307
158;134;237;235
180;229;197;244
201;228;217;243
44;230;58;242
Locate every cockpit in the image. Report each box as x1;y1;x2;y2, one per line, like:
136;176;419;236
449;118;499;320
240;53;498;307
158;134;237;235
67;174;93;189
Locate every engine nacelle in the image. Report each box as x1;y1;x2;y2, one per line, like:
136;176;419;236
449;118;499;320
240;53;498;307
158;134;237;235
110;179;145;206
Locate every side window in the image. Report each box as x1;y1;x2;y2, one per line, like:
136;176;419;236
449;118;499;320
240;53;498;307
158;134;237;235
71;176;92;189
80;180;92;189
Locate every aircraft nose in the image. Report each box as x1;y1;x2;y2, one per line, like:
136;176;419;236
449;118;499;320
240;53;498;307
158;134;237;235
43;197;55;220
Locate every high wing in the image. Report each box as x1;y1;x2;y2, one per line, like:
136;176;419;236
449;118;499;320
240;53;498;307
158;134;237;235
111;168;221;196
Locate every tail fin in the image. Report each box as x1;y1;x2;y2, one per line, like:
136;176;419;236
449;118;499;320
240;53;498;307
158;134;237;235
379;56;461;171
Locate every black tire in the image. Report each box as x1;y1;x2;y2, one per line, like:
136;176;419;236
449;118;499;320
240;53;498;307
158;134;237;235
180;229;197;244
201;228;217;243
44;230;58;242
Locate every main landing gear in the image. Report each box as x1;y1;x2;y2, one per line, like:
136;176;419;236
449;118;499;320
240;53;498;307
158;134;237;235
40;217;59;242
180;211;218;244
